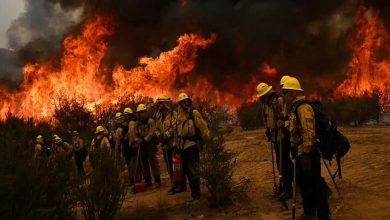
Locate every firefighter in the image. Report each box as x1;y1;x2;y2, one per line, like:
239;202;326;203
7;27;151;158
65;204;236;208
127;107;144;186
71;130;87;177
257;81;293;198
123;107;142;185
135;104;161;188
51;134;72;155
282;77;330;220
91;126;111;150
176;92;210;200
89;125;111;168
34;135;49;159
114;112;125;162
154;94;179;194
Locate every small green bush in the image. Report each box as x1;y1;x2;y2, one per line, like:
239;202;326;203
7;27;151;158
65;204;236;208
0;116;77;219
199;134;236;208
77;148;128;220
236;100;263;130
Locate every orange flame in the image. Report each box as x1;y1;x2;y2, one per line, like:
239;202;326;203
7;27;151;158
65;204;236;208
261;63;278;77
0;12;115;120
335;5;390;108
0;11;278;122
0;12;221;121
112;33;217;99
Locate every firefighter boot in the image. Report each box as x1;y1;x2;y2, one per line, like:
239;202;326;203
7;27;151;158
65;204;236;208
154;175;162;187
145;176;152;188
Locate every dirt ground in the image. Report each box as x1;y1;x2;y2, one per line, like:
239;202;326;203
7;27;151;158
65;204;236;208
118;126;390;220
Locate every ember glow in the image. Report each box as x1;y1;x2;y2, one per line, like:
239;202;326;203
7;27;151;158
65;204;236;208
335;6;390;108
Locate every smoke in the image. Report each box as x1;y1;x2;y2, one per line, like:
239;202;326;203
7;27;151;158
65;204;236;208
3;0;390;92
6;0;85;62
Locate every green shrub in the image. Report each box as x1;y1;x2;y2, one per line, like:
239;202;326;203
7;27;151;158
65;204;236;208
199;134;236;208
236;100;263;130
323;92;381;125
76;148;128;220
0;116;77;219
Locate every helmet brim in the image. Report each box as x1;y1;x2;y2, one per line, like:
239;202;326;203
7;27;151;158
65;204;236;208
256;86;272;97
281;87;304;91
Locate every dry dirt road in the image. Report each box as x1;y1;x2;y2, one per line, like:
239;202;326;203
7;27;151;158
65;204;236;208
119;126;390;220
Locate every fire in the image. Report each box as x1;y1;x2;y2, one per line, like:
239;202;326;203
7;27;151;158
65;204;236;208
111;33;217;99
0;12;115;120
261;63;277;77
335;5;390;108
0;12;220;121
0;10;277;122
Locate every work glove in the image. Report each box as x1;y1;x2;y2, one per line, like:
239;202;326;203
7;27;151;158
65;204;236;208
300;153;311;172
265;129;272;142
136;138;143;145
163;131;171;139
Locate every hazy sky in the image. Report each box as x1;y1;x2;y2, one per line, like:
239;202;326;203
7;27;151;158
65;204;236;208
0;0;24;48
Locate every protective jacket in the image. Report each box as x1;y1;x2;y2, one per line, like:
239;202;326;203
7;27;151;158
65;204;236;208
91;135;110;150
288;96;315;156
128;118;156;145
155;110;177;148
262;93;286;141
176;106;209;149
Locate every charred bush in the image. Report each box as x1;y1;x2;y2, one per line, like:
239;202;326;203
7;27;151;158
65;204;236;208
237;100;263;130
76;148;127;220
53;97;96;141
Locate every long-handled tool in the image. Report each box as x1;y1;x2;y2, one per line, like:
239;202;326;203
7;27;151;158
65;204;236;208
332;155;342;179
279;134;283;193
278;133;288;210
270;139;288;209
292;156;297;220
132;145;142;193
163;147;173;183
270;140;278;195
316;145;340;194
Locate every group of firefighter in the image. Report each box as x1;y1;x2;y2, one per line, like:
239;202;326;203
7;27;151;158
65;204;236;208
257;75;330;220
34;92;209;201
34;75;331;219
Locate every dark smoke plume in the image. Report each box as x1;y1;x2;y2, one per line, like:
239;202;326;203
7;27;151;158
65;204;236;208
3;0;390;93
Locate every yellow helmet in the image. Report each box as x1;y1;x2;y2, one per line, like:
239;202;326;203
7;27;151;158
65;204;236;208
52;134;62;144
282;77;304;91
123;107;133;115
114;112;123;123
53;136;62;144
137;104;147;112
95;125;105;134
36;135;44;144
157;94;171;102
256;82;272;97
280;75;291;86
177;92;190;102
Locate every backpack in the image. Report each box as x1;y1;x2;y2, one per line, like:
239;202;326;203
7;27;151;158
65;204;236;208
188;108;204;145
291;100;350;177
